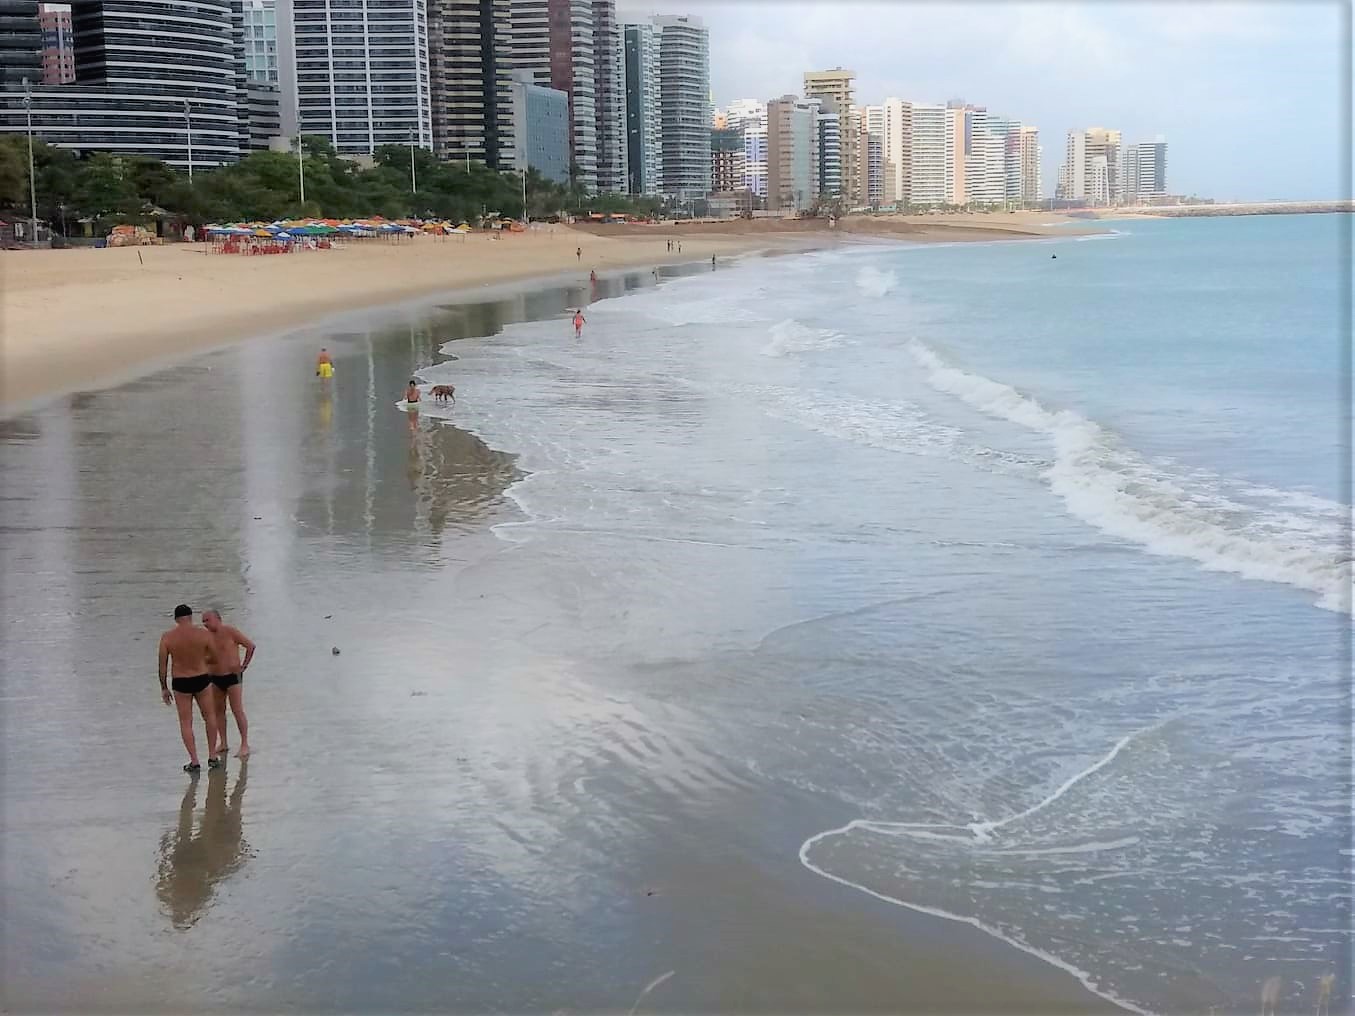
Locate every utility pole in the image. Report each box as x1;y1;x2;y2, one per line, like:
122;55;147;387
520;166;527;223
23;79;38;245
183;99;194;184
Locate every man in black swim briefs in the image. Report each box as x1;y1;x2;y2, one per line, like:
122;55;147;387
203;610;255;762
158;605;221;773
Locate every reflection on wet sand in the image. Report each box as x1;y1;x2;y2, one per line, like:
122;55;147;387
155;766;250;929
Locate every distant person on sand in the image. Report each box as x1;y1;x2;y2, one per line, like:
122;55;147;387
316;348;334;379
576;246;582;261
406;380;421;405
203;610;255;762
159;605;220;773
573;310;586;337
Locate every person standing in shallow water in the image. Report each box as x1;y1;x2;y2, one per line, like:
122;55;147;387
203;610;255;761
405;380;421;405
572;309;586;338
158;605;220;773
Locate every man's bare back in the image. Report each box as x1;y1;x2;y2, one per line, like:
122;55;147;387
160;623;215;678
159;605;221;772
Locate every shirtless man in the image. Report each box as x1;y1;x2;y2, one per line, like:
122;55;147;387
316;347;334;379
158;605;220;773
203;610;255;761
572;309;586;338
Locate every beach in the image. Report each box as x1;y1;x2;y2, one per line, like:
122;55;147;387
2;213;1345;1015
0;264;1125;1014
0;211;1090;415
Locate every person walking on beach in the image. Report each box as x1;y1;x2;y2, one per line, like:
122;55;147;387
572;309;586;338
158;605;220;773
406;380;421;405
316;348;334;379
576;246;582;261
203;610;255;761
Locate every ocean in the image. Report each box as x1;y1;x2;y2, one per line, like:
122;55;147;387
410;214;1352;1013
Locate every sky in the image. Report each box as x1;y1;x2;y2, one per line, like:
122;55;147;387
617;0;1349;201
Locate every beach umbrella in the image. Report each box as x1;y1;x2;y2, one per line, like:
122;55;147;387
275;231;292;240
252;228;272;237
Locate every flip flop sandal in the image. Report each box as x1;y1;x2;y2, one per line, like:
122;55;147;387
184;762;201;773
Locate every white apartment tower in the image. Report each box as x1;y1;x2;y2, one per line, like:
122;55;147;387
1123;138;1167;203
908;102;947;207
726;97;766;197
654;14;710;198
863;104;885;206
1061;127;1121;205
287;0;432;154
881;97;910;207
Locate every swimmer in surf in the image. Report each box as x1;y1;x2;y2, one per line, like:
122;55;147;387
572;310;586;337
203;610;255;761
406;380;421;405
158;605;220;772
316;348;333;378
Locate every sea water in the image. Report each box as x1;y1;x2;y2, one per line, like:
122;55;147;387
418;215;1351;1013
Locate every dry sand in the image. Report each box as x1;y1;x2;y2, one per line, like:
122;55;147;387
1;213;1088;416
0;228;791;415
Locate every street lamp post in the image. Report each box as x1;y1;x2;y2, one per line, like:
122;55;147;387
520;166;527;223
296;111;306;205
22;78;38;246
409;128;417;193
183;99;193;184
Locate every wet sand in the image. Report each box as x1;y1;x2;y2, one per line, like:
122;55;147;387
0;268;1122;1013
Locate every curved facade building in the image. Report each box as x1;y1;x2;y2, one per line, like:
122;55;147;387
0;0;245;168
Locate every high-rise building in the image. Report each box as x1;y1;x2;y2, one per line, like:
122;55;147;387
591;0;625;192
766;93;816;212
429;0;514;169
622;21;659;194
654;14;708;199
710;125;744;193
880;97;910;207
510;69;568;182
902;102;945;207
242;0;278;83
963;107;1005;206
862;104;884;206
1123;138;1167;203
803;67;853;114
809;96;841;202
1060;127;1121;205
510;0;596;189
0;1;40;86
1018;125;1041;205
290;0;432;156
724;96;765;196
38;5;72;85
3;0;246;168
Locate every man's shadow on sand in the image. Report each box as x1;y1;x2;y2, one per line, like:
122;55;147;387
154;764;252;929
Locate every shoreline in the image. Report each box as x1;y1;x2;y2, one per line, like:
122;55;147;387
0;252;1135;1014
0;214;1093;419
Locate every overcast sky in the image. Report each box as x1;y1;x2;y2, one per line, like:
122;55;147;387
617;0;1348;201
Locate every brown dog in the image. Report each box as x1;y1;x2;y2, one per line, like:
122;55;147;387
430;384;456;404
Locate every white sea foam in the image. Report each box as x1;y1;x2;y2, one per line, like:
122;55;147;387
760;320;846;358
855;265;898;298
908;341;1354;614
799;729;1158;1016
